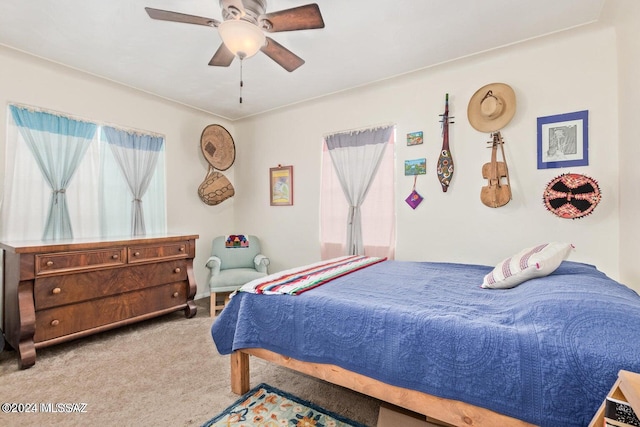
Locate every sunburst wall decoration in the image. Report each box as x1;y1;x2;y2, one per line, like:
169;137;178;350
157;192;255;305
542;173;601;219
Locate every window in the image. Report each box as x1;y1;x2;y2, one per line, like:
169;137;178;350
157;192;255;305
1;105;166;241
320;125;395;259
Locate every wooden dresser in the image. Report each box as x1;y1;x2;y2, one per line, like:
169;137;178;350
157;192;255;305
0;234;198;368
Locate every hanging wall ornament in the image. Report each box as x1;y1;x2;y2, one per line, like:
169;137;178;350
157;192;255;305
200;124;236;171
198;124;236;205
198;166;235;206
437;93;455;192
405;176;424;209
543;173;601;219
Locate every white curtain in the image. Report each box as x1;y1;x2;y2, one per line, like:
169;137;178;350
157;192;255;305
102;127;164;236
1;105;166;242
98;141;166;238
7;105;97;240
323;125;394;256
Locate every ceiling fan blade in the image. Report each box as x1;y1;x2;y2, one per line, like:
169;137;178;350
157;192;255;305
145;7;221;27
209;43;235;67
259;4;325;32
260;37;305;72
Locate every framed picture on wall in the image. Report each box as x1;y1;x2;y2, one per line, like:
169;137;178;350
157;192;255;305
404;158;427;175
270;165;293;206
537;110;589;169
407;131;423;146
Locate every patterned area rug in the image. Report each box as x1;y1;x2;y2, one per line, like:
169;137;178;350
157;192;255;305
201;383;368;427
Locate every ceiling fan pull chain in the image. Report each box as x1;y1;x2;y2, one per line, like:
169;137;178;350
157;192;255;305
239;57;244;104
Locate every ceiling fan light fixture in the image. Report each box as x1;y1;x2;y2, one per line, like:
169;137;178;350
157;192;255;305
218;19;265;59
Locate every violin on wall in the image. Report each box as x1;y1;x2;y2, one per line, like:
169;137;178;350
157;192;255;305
481;131;511;208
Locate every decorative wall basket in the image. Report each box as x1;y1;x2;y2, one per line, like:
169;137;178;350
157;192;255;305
198;124;236;205
543;173;601;219
198;167;235;206
200;124;236;171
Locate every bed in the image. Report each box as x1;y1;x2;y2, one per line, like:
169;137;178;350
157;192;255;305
210;253;640;427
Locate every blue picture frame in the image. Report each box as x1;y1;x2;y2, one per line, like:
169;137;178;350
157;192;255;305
537;110;588;169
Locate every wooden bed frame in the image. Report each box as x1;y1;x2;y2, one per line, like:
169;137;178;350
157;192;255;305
230;348;536;427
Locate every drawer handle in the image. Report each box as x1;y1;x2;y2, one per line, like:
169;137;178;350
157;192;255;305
52;287;62;295
112;254;119;259
46;261;54;266
179;247;185;252
134;251;140;257
50;319;60;327
174;267;181;273
172;292;179;298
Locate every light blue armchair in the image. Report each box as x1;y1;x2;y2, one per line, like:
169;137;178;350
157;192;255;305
206;235;269;316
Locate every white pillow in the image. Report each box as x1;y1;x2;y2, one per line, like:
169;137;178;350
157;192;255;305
481;243;574;289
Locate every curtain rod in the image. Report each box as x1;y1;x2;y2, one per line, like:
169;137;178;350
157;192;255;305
323;122;395;138
8;101;165;138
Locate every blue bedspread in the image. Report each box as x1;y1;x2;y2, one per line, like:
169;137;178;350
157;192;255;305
211;260;640;427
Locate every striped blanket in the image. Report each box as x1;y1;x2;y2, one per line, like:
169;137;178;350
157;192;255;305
238;255;386;295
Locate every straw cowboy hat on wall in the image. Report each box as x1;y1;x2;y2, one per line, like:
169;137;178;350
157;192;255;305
467;83;516;133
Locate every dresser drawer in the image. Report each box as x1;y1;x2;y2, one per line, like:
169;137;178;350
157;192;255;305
128;241;189;263
34;260;188;310
34;281;188;343
36;248;126;275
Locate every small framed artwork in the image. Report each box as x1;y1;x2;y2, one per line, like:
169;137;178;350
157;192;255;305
407;131;423;146
404;158;427;175
537;110;588;169
270;165;293;206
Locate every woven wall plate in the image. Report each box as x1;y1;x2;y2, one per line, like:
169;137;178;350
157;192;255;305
200;124;236;171
543;173;601;219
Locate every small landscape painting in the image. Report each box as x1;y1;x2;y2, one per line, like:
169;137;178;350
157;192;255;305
407;131;424;146
405;158;427;175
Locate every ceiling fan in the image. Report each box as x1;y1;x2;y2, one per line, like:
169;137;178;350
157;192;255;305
145;0;325;72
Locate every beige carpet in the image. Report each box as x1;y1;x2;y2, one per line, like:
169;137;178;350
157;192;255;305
0;298;381;427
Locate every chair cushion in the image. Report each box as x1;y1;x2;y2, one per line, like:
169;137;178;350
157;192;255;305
209;268;268;291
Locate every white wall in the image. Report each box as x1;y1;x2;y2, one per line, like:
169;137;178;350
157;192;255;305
235;24;627;287
0;45;234;298
603;0;640;290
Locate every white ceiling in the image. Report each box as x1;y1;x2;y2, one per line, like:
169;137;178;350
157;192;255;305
0;0;605;121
